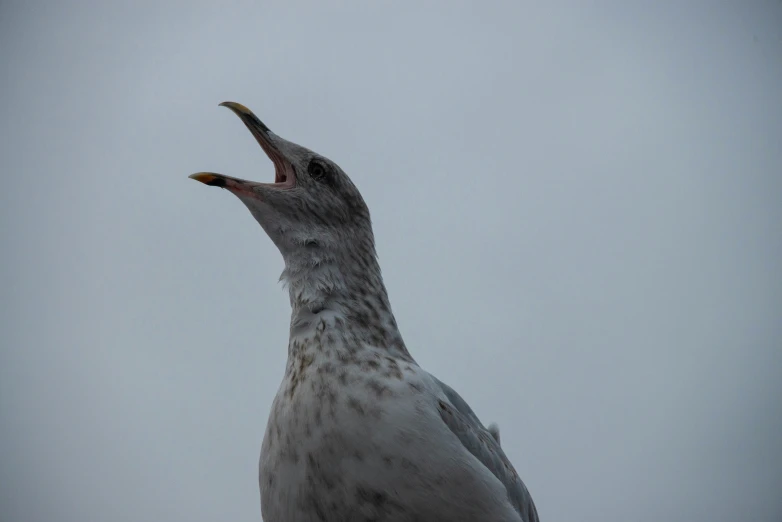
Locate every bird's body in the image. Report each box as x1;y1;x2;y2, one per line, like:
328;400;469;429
190;102;539;522
259;212;536;522
261;346;523;522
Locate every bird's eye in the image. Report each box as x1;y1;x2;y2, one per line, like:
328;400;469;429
307;160;328;182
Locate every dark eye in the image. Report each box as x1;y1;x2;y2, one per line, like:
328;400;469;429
307;160;329;182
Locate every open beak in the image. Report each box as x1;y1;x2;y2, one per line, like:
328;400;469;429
189;102;296;194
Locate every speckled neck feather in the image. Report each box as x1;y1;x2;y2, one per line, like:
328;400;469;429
280;225;411;361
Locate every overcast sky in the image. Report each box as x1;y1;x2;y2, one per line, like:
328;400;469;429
1;2;781;521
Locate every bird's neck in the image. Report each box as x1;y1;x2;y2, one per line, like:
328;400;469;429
281;239;409;360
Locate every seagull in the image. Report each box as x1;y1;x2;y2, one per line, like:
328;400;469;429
190;102;540;522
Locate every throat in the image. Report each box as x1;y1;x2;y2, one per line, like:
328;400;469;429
281;243;409;359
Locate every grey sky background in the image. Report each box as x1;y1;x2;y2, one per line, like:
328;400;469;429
1;2;781;521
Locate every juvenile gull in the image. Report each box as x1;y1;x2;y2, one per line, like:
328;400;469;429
190;102;540;522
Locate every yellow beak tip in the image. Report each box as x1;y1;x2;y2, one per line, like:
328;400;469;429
218;101;251;114
189;172;220;185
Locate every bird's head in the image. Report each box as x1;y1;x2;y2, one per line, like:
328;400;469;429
190;102;372;263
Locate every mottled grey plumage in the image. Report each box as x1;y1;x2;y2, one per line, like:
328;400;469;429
190;102;540;522
433;378;538;522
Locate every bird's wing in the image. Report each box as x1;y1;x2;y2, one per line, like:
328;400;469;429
431;376;540;522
